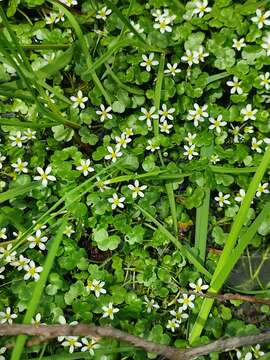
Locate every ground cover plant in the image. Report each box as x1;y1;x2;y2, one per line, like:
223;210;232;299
0;0;270;359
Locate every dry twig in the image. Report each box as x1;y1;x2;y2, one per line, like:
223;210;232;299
0;324;269;359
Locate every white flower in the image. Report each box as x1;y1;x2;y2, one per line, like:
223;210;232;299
27;230;48;251
251;137;263;153
96;104;112;122
251;8;270;29
153;17;172;33
158;104;175;122
128;180;147;199
108;193;125;210
252;344;265;358
115;133;132;149
262;33;270;55
197;46;209;62
81;337;100;355
209;115;227;134
129;21;144;36
62;336;82;353
226;76;243;94
187;103;208;126
181;49;199;66
0;307;17;324
70;90;88;109
11;158;28;173
241;104;258;121
9;131;26;148
189;278;209;293
193;0;212;18
185;133;197;145
76;159;94;176
169;307;189;323
177;294;195;310
0;244;17;263
143;296;159;313
11;255;30;271
32;221;47;232
102;302;119;320
57;316;78;343
232;38;246;51
104;146;122;162
159;120;173;134
230;125;243;143
146;139;160;152
214;192;231;207
0;153;6;169
259;72;270;90
210;155;220;164
183;144;198;160
34;165;56;187
152;9;169;21
63;225;75;238
0;346;6;360
166;319;179;332
59;0;77;6
256;182;269;197
96;176;110;192
96;6;112;21
139;106;158;128
236;350;253;360
24;260;43;281
86;279;106;298
235;189;246;203
24;128;37;140
0;266;5;280
123;128;134;137
31;313;43;326
0;228;7;240
140;53;159;72
45;12;58;24
164;63;181;77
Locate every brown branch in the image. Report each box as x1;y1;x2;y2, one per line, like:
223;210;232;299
178;289;270;305
1;324;270;360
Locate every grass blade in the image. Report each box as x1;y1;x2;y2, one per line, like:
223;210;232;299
195;187;210;262
135;204;212;280
49;0;111;104
103;0;147;44
0;183;39;203
189;145;270;343
10;218;68;360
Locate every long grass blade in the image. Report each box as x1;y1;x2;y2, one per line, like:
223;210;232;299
0;183;39;203
103;0;147;44
195;187;210;261
136;204;212;280
189;145;270;343
10;219;68;360
50;0;111;104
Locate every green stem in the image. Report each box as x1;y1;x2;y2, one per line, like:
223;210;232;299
11;219;68;360
189;138;270;344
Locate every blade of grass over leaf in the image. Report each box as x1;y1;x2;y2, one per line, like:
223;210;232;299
135;204;212;280
0;118;54;128
209;165;257;174
83;38;165;77
50;0;111;105
153;53;178;236
105;63;144;95
206;72;229;84
0;183;39;203
195;187;210;262
189;145;270;343
11;218;68;360
103;0;147;44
